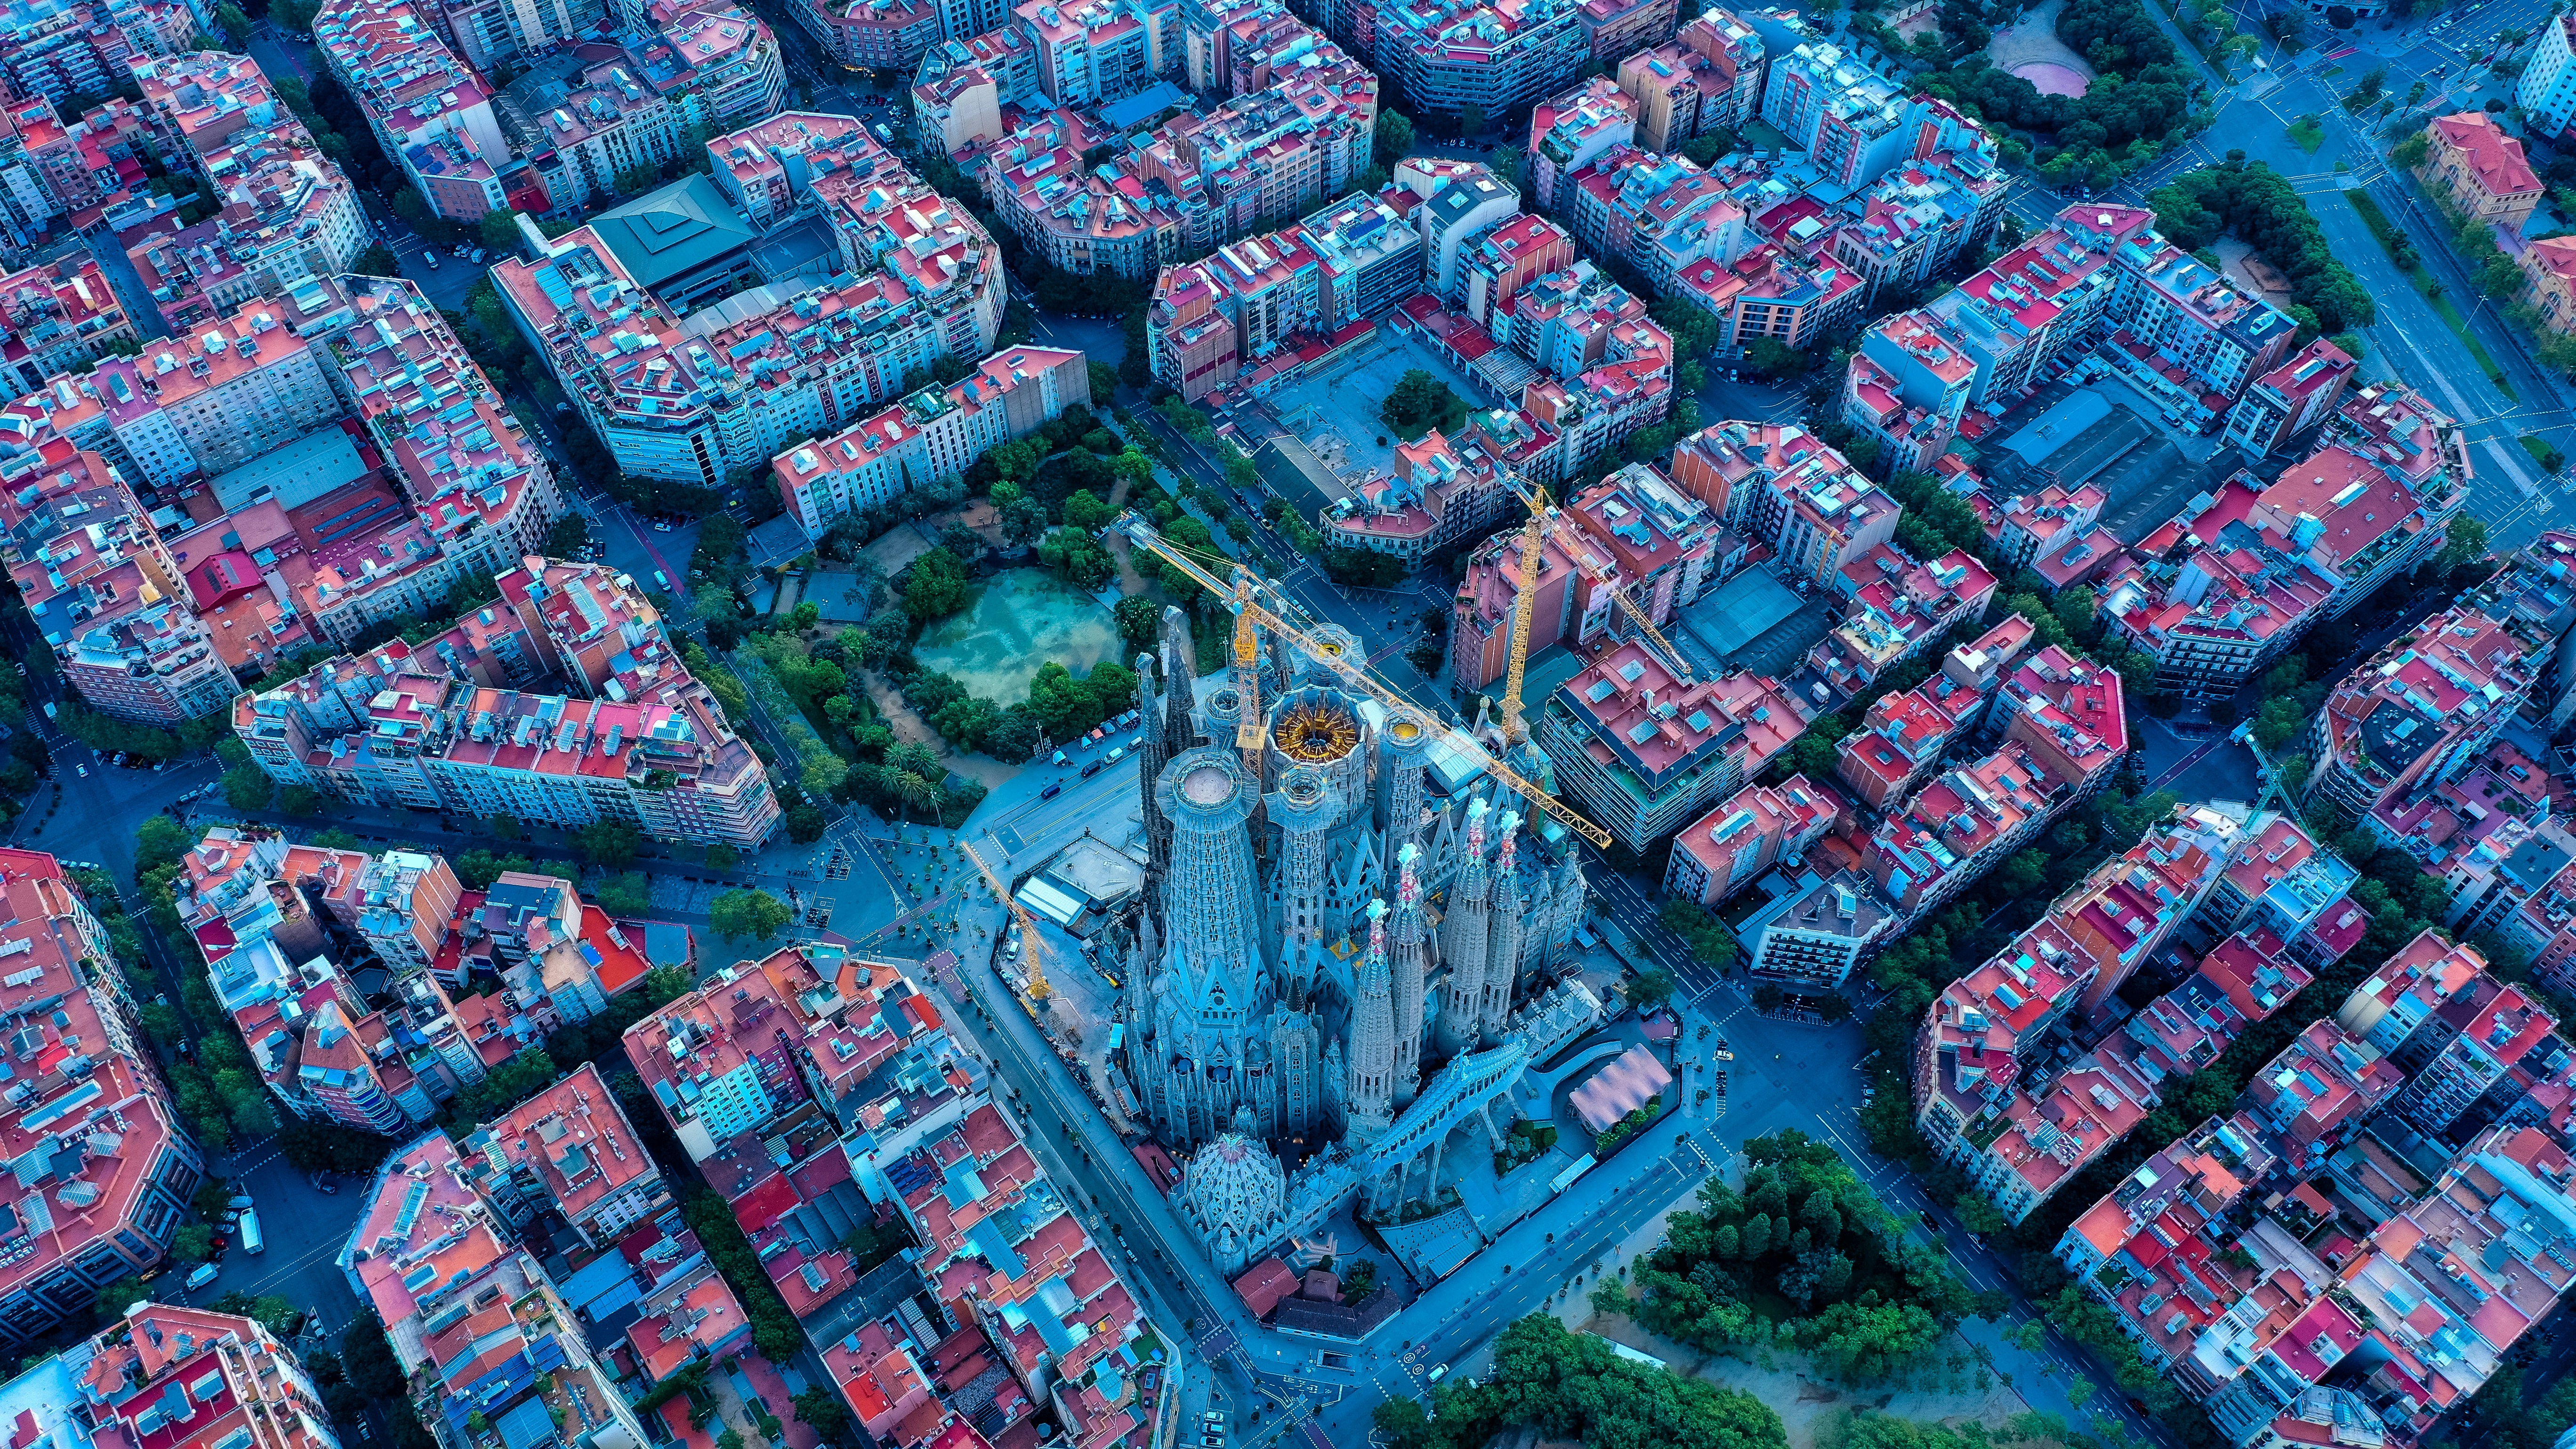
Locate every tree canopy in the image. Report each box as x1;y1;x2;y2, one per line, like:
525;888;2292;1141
2148;161;2375;334
1375;1314;1787;1449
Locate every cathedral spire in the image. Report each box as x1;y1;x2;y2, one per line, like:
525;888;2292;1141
1434;798;1491;1055
1138;652;1172;921
1345;898;1395;1141
1390;842;1427;1107
1480;810;1524;1041
1161;605;1201;751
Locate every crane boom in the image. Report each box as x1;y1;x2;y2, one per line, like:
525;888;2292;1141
1115;513;1613;850
1497;473;1697;684
961;838;1050;1000
1499;506;1544;748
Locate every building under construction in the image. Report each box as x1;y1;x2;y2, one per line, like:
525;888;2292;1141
1106;605;1590;1159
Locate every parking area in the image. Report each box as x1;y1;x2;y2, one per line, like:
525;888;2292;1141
1247;325;1501;491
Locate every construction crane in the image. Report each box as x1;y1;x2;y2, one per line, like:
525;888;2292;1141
1115;511;1615;851
959;837;1049;1001
1495;473;1699;694
2230;722;2299;822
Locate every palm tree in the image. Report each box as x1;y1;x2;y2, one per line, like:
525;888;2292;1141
896;772;937;821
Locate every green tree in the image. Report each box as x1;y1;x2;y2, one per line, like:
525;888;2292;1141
1380;370;1463;439
1372;109;1415;169
903;548;970;621
214;1;250;40
574;819;644;871
1628;966;1677;1013
1114;594;1161;656
223;766;273;811
709;887;792;942
592;872;651;916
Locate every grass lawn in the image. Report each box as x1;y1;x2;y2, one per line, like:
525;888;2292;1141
2287;114;2326;153
2522;435;2565;472
2343;187;2516;400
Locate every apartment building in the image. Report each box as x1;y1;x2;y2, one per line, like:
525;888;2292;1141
493;48;688;217
1;441;237;724
708;110;884;228
1697;420;1900;591
2520;14;2576;141
911;26;1038;152
1923;203;2141;402
1535;639;1812;851
1449;524;1579;693
1736;870;1893;986
891;1100;1174;1449
1761;42;1905;188
1912;806;2248;1219
461;1063;672;1246
2307;604;2543;823
2418;111;2543;234
1984;482;2115;590
773;345;1088;537
1864;741;2061;917
1833;633;2009;810
0;849;204;1350
1618;8;1763;152
2101;234;2299;428
1827;149;2008;305
175;830;485;1128
1662;773;1840;907
1528;75;1634;212
1803;542;1997;701
436;0;607;69
2220;337;2358;459
340;1134;656;1449
315;0;514;220
235;560;782;847
1097;28;1377;262
1013;0;1176;105
496;156;1005;489
68;1305;340;1449
1360;0;1589;119
0;256;135;391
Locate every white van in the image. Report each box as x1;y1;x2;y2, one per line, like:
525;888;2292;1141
186;1263;218;1290
653;570;671;590
238;1208;265;1254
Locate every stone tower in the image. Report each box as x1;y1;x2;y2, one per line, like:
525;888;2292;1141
1132;747;1278;1146
1267;766;1335;1012
1138;653;1172;916
1390;841;1428;1108
1377;709;1433;848
1548;846;1586;970
1434;798;1491;1055
1344;899;1395;1143
1481;811;1525;1040
1161;606;1202;751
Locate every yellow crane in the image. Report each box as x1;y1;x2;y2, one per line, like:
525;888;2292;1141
1115;512;1614;851
959;837;1050;1001
1496;474;1699;697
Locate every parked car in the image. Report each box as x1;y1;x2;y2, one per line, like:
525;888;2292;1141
185;1263;219;1290
228;1194;254;1209
239;1209;265;1254
1105;746;1126;764
1039;782;1063;800
1079;759;1104;779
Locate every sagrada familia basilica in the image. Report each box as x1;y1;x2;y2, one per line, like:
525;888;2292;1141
1106;608;1606;1278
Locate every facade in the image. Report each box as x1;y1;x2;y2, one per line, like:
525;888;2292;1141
772;346;1089;537
2520;16;2576;143
496;152;1006;490
0;849;203;1350
1359;0;1590;118
235;556;782;848
2418;112;2543;235
1662;774;1839;907
1536;639;1813;852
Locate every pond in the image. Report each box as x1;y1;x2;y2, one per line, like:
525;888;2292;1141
911;568;1120;700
